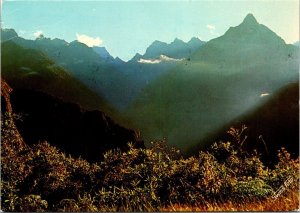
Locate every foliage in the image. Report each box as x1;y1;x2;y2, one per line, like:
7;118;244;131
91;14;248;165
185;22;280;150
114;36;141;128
1;120;299;211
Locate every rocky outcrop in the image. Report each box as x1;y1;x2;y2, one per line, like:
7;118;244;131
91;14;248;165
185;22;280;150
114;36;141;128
5;85;144;162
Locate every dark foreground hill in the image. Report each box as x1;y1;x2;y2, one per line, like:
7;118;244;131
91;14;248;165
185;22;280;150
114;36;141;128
8;88;144;162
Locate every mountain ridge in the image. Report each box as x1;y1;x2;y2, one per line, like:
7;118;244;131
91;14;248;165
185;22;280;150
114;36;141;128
125;13;299;151
1;41;115;114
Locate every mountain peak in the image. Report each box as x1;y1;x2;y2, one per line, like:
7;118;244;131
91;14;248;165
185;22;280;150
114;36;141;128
93;46;114;61
115;57;125;63
188;37;205;45
242;13;258;25
152;40;166;46
130;53;143;61
172;38;185;44
1;28;19;41
189;37;200;42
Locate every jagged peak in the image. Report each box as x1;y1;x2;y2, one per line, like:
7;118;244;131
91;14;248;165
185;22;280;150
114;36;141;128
188;37;205;44
94;46;109;52
242;13;258;25
134;53;142;57
1;28;19;41
51;38;68;45
152;40;166;46
130;53;143;61
2;28;18;35
172;38;185;44
69;40;89;47
189;37;200;42
115;57;125;62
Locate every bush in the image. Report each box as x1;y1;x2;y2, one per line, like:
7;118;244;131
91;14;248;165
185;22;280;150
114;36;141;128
232;178;274;200
1;122;299;211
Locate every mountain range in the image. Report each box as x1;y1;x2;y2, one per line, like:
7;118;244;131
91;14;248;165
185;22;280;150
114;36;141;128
1;29;204;110
1;41;112;112
125;14;299;152
1;30;135;110
1;36;147;161
1;13;298;158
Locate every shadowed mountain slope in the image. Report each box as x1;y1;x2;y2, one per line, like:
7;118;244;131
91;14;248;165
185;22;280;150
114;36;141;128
187;82;299;165
8;88;144;162
1;41;114;112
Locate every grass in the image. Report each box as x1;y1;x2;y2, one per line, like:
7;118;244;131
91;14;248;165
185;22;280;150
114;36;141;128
162;189;299;211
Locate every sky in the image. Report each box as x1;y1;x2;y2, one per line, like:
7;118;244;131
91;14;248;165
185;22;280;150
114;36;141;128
2;0;299;61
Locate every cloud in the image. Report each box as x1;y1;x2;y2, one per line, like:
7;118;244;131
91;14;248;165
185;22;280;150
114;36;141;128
207;24;217;34
138;55;184;64
160;55;184;62
76;33;103;47
33;30;43;38
260;93;270;97
138;58;161;64
207;24;215;31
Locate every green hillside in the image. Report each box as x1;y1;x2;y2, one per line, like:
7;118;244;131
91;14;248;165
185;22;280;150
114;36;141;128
1;41;113;113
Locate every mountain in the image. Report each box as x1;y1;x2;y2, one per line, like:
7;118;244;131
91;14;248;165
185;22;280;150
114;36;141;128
188;82;299;165
1;28;18;41
1;78;144;162
125;14;299;152
1;29;206;110
189;14;291;71
1;29;134;111
93;46;115;63
141;37;205;60
108;37;205;107
1;41;113;112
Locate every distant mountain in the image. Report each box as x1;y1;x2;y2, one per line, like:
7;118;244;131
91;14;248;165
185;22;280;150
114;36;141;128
1;29;206;110
109;37;205;107
129;53;144;63
1;41;113;112
93;46;115;63
140;37;204;60
1;28;18;41
1;37;145;161
1;29;135;111
125;14;299;152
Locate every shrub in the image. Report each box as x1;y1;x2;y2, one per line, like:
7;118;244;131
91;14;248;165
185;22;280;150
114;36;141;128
1;121;299;211
232;178;274;200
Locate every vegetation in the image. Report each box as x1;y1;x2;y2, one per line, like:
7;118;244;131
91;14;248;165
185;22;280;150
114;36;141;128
1;114;299;211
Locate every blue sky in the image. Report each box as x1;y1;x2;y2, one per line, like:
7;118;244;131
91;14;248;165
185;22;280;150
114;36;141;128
2;0;299;61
